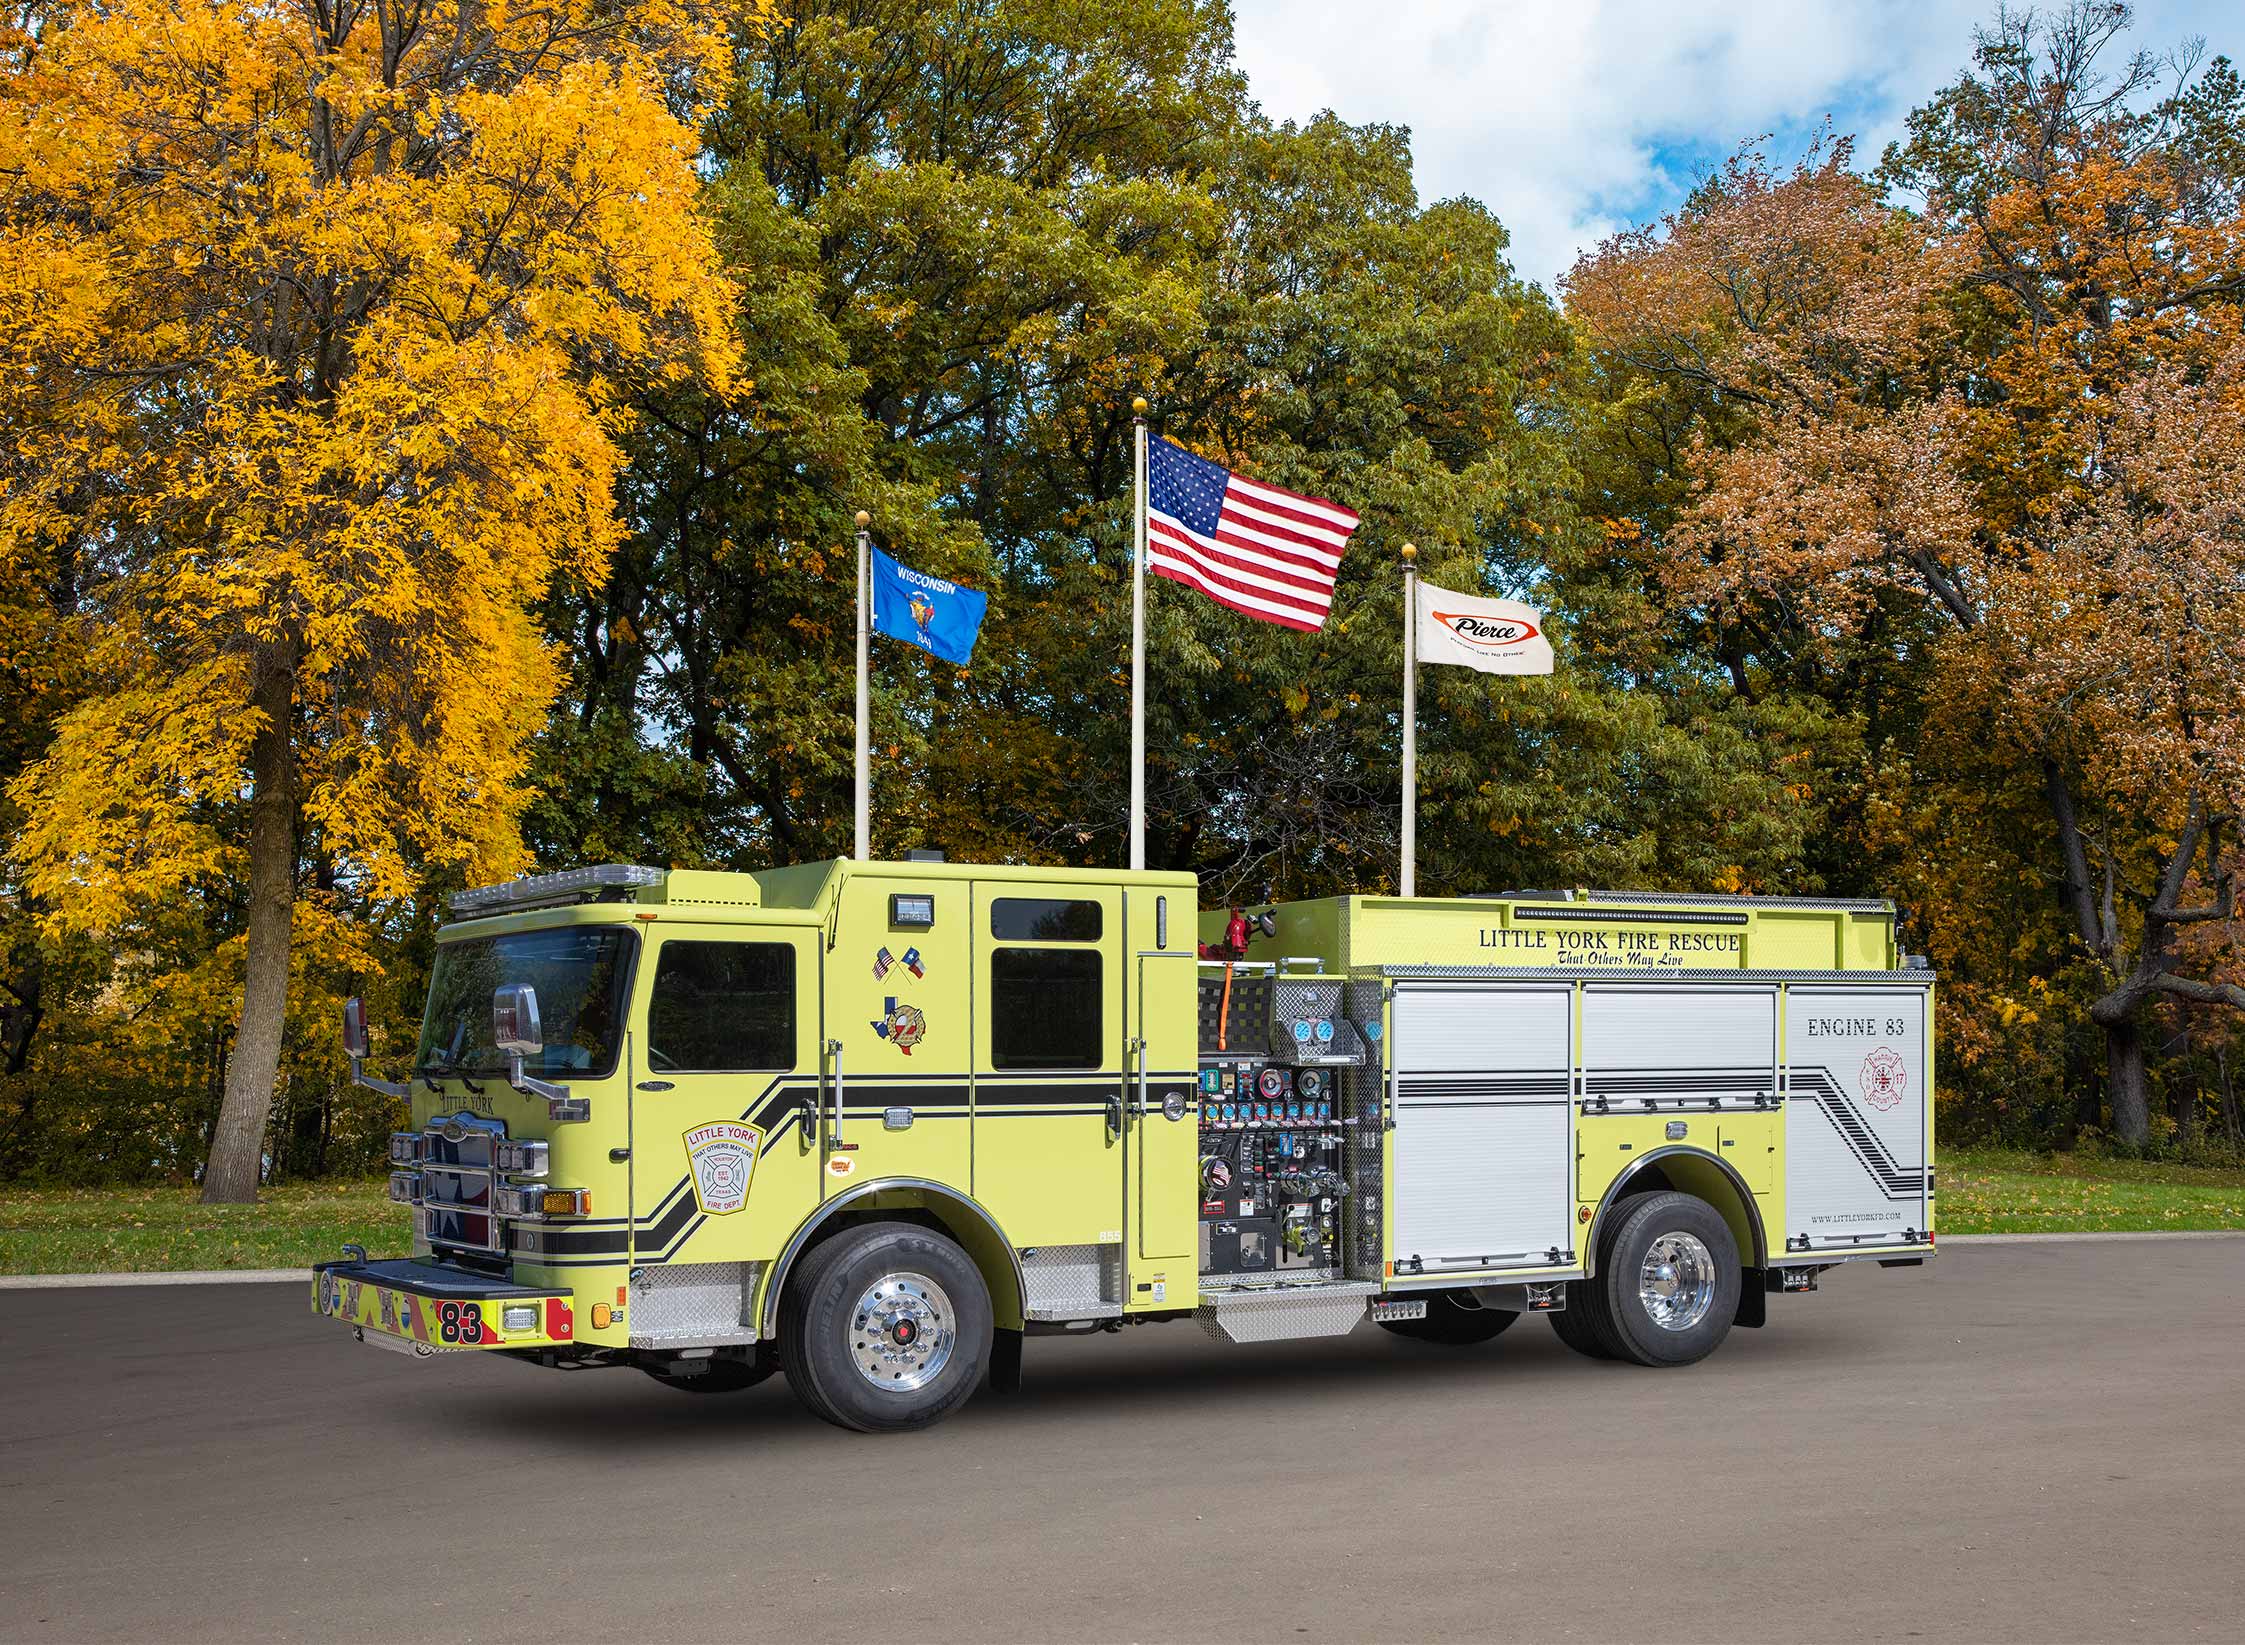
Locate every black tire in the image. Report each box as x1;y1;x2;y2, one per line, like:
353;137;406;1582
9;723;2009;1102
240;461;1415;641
1375;1290;1521;1345
1591;1191;1741;1367
640;1352;775;1394
779;1220;992;1433
1546;1293;1613;1359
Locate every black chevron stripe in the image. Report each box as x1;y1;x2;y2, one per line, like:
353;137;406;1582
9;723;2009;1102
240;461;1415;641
1789;1067;1929;1199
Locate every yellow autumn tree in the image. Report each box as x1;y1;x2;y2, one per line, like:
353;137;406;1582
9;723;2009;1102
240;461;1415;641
0;0;763;1199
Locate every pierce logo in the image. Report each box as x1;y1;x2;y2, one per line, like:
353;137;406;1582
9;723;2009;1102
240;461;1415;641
1433;611;1541;649
1861;1047;1908;1111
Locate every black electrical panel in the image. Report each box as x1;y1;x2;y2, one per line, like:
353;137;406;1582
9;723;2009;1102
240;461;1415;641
1197;1054;1346;1277
1205;1219;1277;1274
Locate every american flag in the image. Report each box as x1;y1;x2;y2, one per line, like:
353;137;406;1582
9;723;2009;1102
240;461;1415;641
1146;436;1359;632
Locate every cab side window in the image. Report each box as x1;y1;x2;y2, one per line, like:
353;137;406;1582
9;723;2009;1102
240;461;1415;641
647;941;796;1072
989;948;1102;1069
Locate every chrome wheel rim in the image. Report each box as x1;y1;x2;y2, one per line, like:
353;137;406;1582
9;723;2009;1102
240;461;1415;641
849;1272;956;1392
1637;1232;1717;1332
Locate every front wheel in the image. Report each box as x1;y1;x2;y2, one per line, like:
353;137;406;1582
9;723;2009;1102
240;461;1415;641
779;1221;992;1433
1592;1191;1741;1367
1375;1290;1520;1345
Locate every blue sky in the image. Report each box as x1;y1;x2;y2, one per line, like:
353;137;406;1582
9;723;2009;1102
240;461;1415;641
1230;0;2236;291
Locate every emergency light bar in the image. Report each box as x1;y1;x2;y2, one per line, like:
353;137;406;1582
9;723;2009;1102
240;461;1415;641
448;864;664;916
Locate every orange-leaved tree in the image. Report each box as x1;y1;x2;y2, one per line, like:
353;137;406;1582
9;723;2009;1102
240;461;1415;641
0;0;760;1199
1567;9;2245;1141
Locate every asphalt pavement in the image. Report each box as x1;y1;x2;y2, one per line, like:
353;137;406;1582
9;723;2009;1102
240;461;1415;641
3;1238;2241;1642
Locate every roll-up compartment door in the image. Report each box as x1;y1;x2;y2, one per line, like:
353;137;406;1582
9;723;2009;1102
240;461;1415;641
1784;987;1932;1250
1390;985;1575;1272
1579;985;1777;1109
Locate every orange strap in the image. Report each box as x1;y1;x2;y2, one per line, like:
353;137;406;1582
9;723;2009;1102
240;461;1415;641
1218;960;1235;1051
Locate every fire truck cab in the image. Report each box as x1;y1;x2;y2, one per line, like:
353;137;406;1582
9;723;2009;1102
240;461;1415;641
318;858;1933;1431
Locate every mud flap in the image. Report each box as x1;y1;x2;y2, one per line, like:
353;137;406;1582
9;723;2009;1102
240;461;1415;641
988;1326;1024;1394
1735;1270;1769;1329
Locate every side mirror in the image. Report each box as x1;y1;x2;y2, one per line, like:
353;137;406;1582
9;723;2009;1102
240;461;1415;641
341;996;371;1061
341;996;406;1099
493;984;544;1057
492;984;587;1124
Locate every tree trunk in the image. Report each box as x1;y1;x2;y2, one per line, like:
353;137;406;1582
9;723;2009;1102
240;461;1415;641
200;647;298;1204
2218;1048;2241;1151
2104;1015;2149;1147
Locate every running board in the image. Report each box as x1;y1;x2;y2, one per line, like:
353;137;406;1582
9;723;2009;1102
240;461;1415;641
1196;1280;1382;1344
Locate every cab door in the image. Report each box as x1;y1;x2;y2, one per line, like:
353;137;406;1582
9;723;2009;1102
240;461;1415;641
1131;887;1199;1284
821;874;973;1199
632;924;823;1270
970;883;1126;1310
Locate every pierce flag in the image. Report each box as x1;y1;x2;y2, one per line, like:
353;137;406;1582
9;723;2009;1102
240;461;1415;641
869;545;988;666
1413;580;1554;675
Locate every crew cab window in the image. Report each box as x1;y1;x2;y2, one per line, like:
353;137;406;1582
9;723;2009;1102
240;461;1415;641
647;941;796;1072
990;898;1103;941
989;948;1103;1069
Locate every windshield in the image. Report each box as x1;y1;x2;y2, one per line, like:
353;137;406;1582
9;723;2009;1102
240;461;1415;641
417;927;635;1079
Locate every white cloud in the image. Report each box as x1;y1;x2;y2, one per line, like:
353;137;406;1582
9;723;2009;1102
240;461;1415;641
1230;0;2234;291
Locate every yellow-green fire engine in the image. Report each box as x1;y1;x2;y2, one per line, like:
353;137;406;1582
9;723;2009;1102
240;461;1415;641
318;858;1934;1431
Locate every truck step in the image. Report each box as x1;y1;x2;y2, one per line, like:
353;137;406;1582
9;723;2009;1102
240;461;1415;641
1196;1280;1383;1344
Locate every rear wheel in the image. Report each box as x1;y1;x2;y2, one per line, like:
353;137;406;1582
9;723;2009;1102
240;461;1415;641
1592;1191;1740;1367
1376;1290;1520;1345
779;1221;992;1433
1546;1294;1613;1359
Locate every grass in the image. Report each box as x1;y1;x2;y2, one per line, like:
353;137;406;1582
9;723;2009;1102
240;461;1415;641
1939;1147;2245;1234
1;1149;2240;1273
0;1179;410;1275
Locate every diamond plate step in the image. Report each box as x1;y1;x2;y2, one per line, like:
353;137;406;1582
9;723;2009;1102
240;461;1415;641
1195;1279;1382;1344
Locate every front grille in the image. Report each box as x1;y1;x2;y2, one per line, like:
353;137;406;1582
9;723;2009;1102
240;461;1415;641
416;1113;509;1255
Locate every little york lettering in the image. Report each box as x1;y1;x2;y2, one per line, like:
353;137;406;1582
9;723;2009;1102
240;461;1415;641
1481;929;1549;949
1480;926;1742;960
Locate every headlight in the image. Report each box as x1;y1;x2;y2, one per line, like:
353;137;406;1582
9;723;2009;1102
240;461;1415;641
501;1304;539;1334
387;1132;423;1165
494;1184;589;1218
493;1139;548;1177
387;1170;422;1204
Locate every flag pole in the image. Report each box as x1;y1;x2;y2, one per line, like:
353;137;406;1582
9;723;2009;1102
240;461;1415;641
1400;541;1417;898
854;509;871;862
1129;396;1148;872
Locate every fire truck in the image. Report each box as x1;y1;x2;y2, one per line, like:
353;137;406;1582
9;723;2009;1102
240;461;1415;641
317;858;1934;1432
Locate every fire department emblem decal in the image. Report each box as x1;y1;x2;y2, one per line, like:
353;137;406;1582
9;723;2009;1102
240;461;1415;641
683;1122;762;1215
1861;1047;1908;1112
872;997;927;1055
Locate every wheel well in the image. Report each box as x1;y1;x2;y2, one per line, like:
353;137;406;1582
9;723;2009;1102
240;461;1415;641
1587;1149;1767;1275
760;1184;1025;1335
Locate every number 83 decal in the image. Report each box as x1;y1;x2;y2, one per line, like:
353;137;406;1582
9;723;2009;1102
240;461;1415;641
438;1301;485;1344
